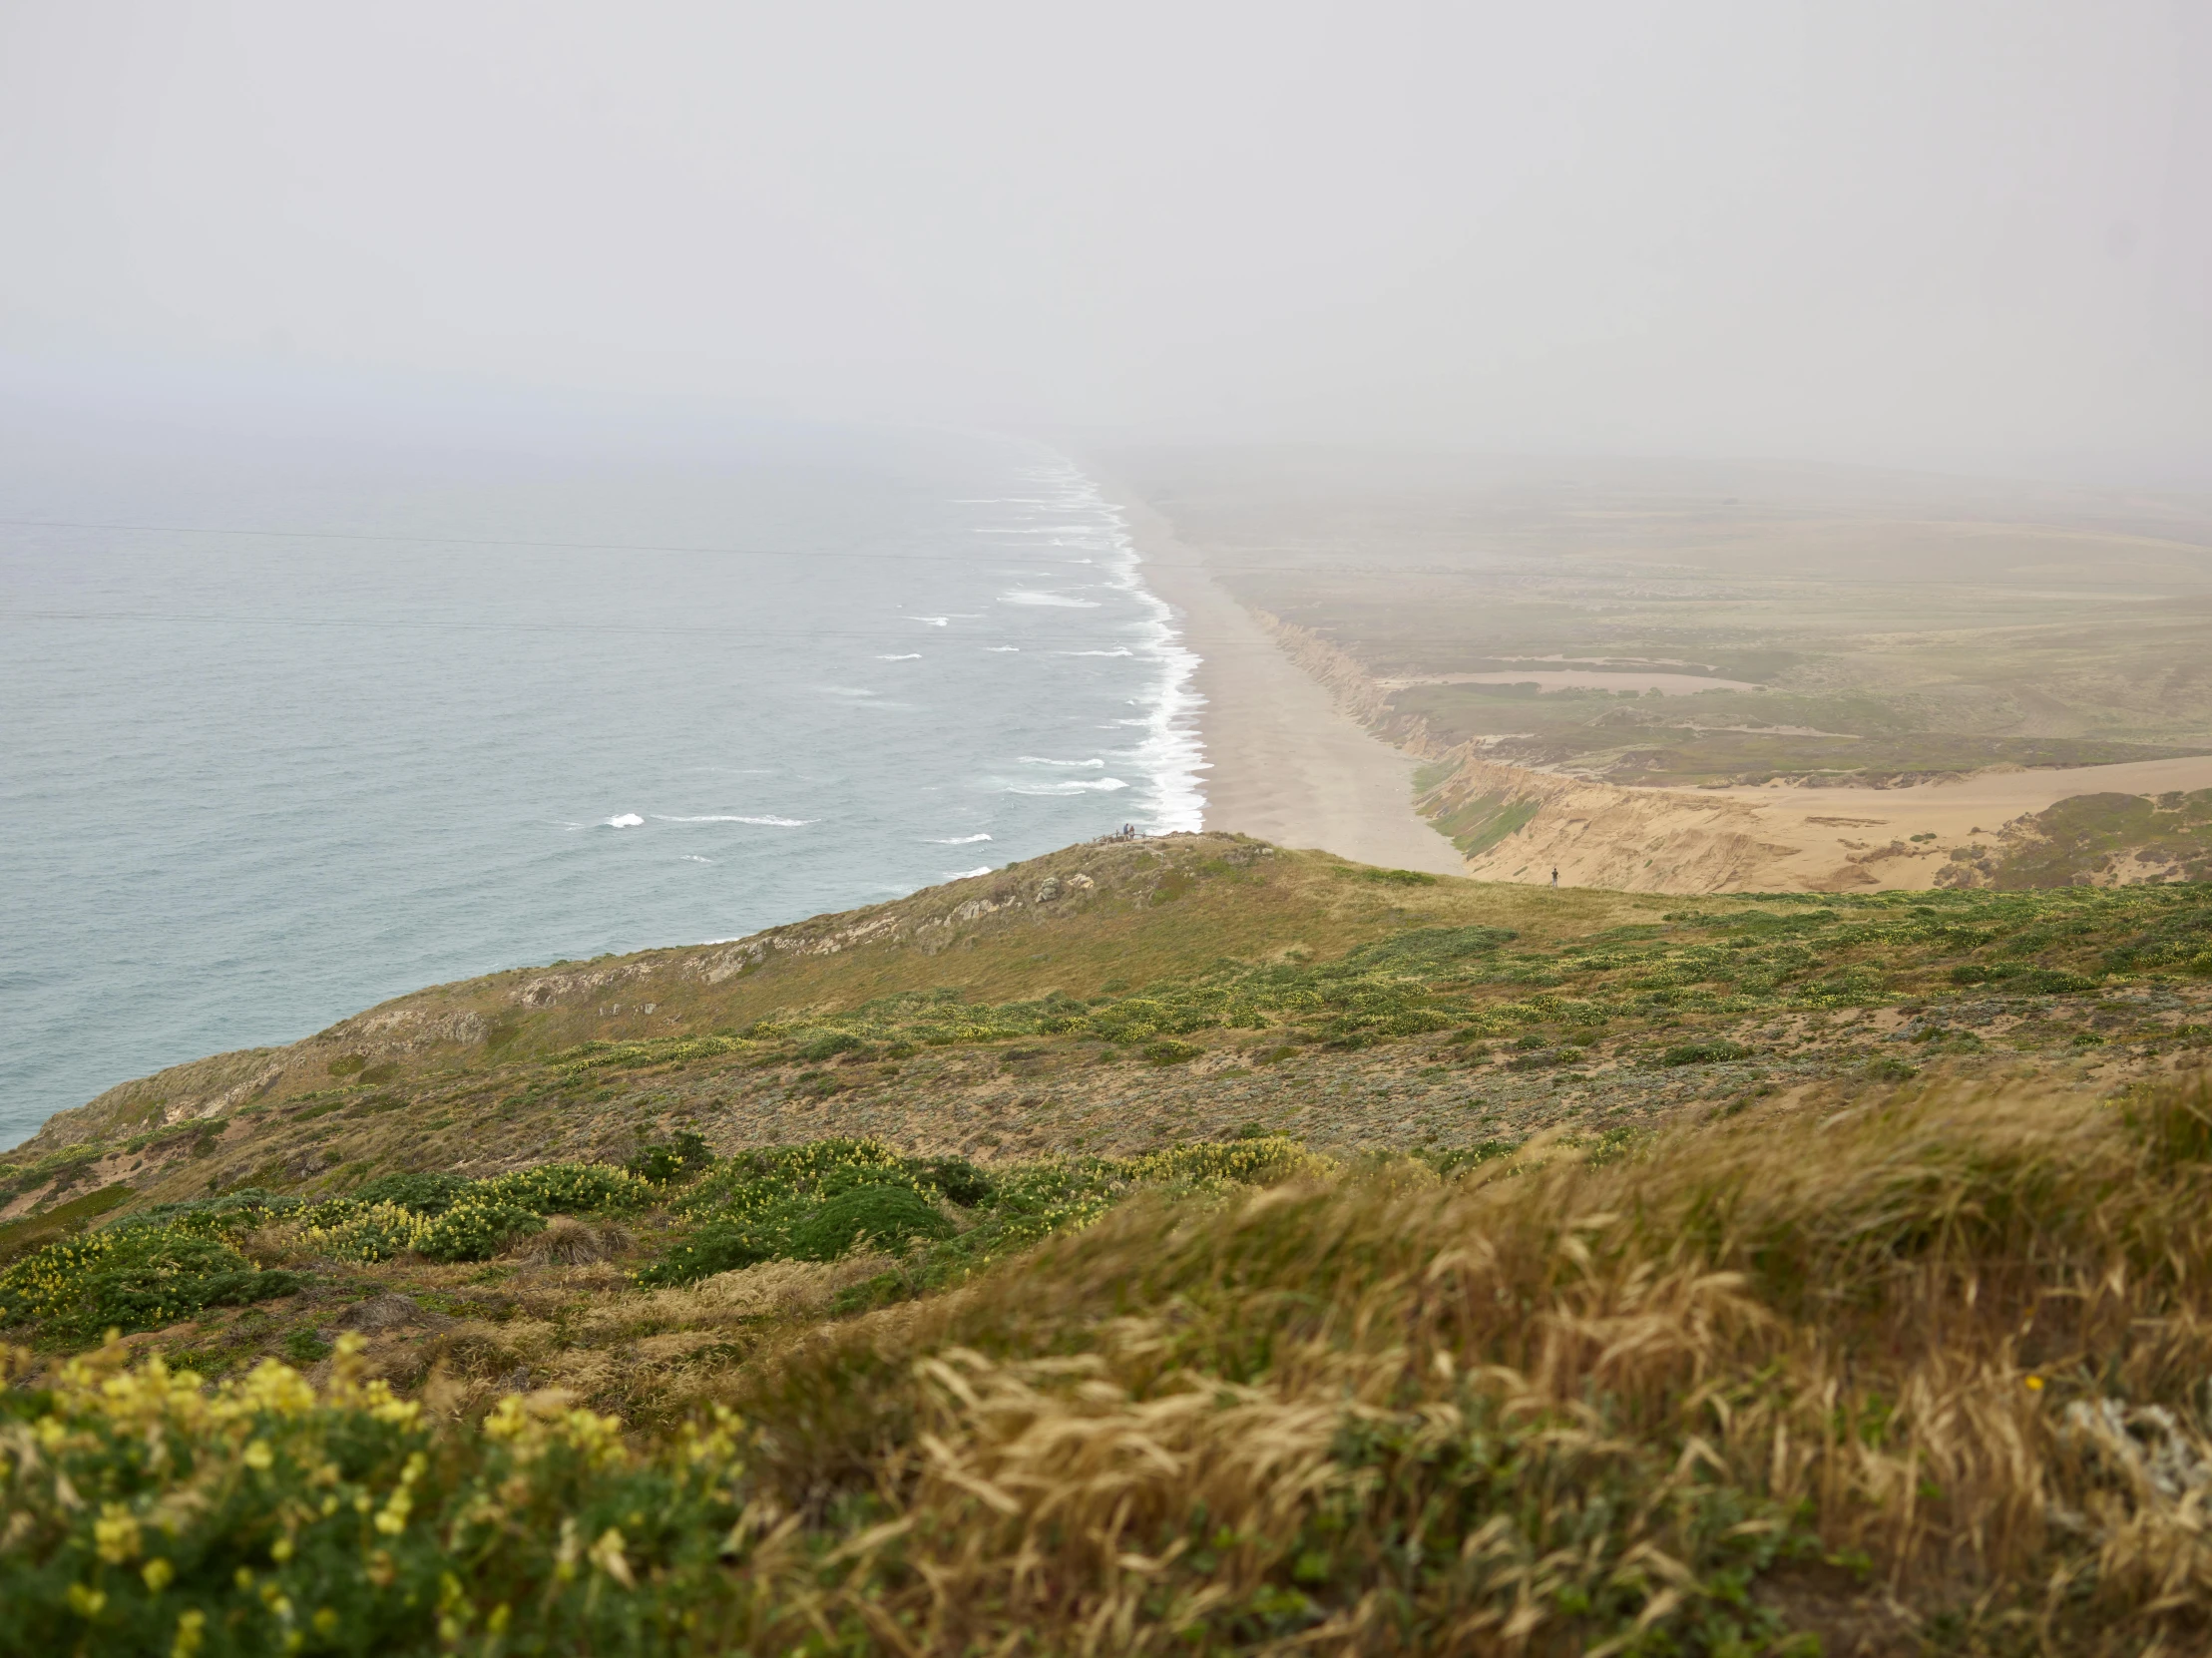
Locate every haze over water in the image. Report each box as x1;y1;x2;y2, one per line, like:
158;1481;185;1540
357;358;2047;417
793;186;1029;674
0;423;1202;1147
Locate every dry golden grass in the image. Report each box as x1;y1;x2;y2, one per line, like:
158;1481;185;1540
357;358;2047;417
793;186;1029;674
693;1073;2212;1653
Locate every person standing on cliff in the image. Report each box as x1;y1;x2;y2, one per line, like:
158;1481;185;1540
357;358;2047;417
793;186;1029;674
1550;867;1558;887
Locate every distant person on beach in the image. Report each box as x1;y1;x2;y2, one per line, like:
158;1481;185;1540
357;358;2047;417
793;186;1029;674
1550;868;1558;887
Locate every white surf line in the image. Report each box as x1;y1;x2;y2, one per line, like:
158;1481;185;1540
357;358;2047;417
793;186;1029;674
1027;450;1205;834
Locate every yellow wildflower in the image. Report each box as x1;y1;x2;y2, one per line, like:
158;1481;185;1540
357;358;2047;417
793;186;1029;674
270;1535;294;1563
240;1359;318;1418
173;1608;208;1658
66;1583;107;1619
589;1527;636;1588
94;1501;142;1562
143;1558;175;1592
373;1490;412;1535
243;1440;274;1470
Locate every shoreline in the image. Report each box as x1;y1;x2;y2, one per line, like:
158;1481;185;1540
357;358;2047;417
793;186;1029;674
1095;472;1465;876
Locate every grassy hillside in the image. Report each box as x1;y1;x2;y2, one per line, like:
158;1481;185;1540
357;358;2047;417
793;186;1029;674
8;836;2212;1652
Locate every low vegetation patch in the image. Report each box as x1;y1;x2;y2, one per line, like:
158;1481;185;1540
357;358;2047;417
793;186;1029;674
11;1079;2212;1652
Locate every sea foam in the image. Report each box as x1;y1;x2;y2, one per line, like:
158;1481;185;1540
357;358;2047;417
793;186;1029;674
653;814;813;827
1008;777;1128;795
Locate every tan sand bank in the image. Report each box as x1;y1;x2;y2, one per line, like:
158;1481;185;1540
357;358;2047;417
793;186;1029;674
1429;751;2212;894
1113;490;1463;876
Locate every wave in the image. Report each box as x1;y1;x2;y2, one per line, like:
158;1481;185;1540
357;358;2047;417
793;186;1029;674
680;854;712;864
944;865;994;879
878;652;921;661
999;590;1101;609
605;813;645;828
1020;756;1105;768
928;832;994;844
985;645;1021;652
1023;453;1207;835
652;814;813;827
1008;777;1128;795
910;616;950;626
1061;647;1134;657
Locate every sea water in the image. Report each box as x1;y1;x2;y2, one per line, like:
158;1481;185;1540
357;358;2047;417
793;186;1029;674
0;423;1202;1148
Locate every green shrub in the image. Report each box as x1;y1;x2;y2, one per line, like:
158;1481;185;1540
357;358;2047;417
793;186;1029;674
415;1200;545;1264
477;1162;656;1216
302;1202;431;1264
624;1131;714;1186
632;1221;779;1287
349;1171;471;1215
1662;1039;1753;1065
786;1185;955;1262
0;1226;303;1342
1123;1137;1328;1188
3;1344;755;1656
914;1156;993;1206
0;1183;135;1267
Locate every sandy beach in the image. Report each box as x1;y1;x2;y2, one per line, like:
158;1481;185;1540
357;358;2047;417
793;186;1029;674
1110;489;1464;876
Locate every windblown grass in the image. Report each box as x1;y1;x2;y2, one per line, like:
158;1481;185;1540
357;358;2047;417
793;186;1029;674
11;1075;2212;1652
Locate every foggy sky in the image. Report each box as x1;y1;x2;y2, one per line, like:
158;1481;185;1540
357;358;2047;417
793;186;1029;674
2;1;2205;479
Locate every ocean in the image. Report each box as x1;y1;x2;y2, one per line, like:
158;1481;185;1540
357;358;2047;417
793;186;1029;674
0;422;1202;1149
